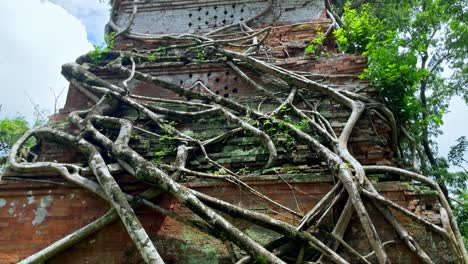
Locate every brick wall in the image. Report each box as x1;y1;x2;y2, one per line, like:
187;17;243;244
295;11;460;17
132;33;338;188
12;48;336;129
116;0;324;35
0;1;451;263
0;175;445;263
60;55;394;170
0;54;442;263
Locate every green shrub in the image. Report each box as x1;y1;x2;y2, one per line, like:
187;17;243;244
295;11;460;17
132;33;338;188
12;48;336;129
88;32;116;65
334;3;383;54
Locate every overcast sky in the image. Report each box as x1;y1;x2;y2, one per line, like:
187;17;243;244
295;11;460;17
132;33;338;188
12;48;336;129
0;1;108;121
0;0;465;164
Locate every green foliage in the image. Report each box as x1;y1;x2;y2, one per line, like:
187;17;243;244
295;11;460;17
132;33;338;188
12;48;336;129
255;255;268;264
334;3;383;54
334;2;427;124
275;116;296;151
195;48;205;64
152;123;177;166
448;136;468;169
0;117;31;170
304;44;317;55
148;53;157;63
336;1;465;131
334;2;468;240
305;30;326;57
431;158;467;192
213;168;227;175
361;30;428;124
257;108;310;152
237;166;251;175
454;191;468;249
89;46;105;65
0;117;30;154
152;150;166;166
148;47;168;63
89;32;116;65
257;117;296;152
335;2;423;124
293;119;309;131
161;121;177;135
104;32;116;50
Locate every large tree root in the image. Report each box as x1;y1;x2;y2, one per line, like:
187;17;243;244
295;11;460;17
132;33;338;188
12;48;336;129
3;6;467;264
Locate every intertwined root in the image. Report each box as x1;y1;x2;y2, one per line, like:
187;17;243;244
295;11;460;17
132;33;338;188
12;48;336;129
4;2;467;263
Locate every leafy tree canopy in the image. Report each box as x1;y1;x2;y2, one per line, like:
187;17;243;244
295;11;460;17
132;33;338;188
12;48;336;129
332;0;467;246
0;117;29;154
0;117;30;169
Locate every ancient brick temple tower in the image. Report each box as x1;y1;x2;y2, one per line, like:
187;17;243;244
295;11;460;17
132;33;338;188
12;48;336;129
0;1;457;263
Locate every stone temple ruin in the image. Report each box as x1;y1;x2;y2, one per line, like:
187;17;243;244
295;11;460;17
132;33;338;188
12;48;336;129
0;1;465;263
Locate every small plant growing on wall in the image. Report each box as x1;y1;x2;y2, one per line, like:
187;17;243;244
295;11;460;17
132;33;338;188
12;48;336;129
305;30;325;58
89;32;116;65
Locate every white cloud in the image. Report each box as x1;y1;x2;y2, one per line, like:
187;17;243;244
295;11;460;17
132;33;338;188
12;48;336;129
0;1;93;121
48;0;109;45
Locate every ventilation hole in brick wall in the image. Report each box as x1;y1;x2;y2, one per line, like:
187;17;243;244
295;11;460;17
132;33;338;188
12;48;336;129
234;76;238;81
188;22;193;27
215;78;220;83
198;7;202;11
224;10;228;15
207;72;212;77
189;73;193;78
222;19;227;24
215;90;220;95
198;26;202;30
225;71;230;75
197;17;201;21
241;8;244;12
230;14;234;18
180;80;184;85
232;4;236;8
205;21;209;25
240;18;244;21
224;86;228;90
205;11;209;15
214;15;218;19
223;93;229;98
232;88;238;93
214;5;218;10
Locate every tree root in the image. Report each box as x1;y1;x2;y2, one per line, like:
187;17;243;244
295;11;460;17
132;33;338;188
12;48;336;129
4;16;466;264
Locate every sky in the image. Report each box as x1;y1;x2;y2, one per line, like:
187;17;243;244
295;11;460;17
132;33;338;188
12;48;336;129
0;0;108;122
0;0;466;165
47;0;109;45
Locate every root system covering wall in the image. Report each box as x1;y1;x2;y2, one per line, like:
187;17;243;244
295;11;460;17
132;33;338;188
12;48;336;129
0;1;455;263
